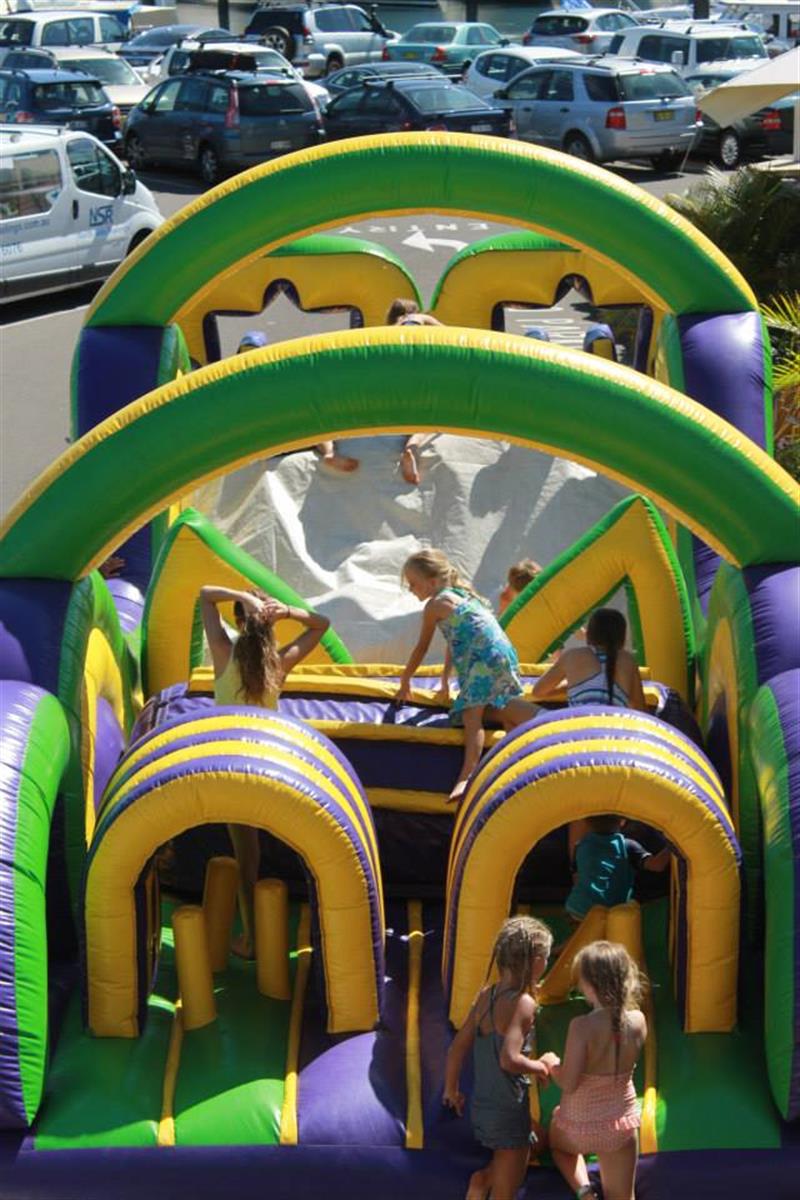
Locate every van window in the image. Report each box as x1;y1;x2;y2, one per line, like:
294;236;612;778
34;81;107;109
0;20;33;46
238;82;311;115
67;137;120;196
41;21;71;47
619;71;691;99
696;35;767;62
99;17;124;43
0;148;62;219
66;18;95;46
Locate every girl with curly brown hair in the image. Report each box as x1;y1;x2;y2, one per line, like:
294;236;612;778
200;585;330;955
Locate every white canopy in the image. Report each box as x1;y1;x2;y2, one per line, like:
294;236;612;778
699;47;800;124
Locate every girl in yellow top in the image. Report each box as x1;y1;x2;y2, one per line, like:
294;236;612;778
200;585;330;956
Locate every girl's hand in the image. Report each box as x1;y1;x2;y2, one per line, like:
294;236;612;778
442;1087;465;1117
434;681;450;705
395;676;412;704
261;598;290;624
540;1051;561;1070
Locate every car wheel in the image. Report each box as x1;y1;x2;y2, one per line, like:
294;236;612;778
325;54;344;75
717;128;741;170
126;229;151;258
563;131;594;162
650;149;683;172
125;132;146;171
260;25;294;61
198;144;221;187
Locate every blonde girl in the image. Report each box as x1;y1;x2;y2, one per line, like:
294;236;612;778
443;917;555;1200
543;940;646;1200
200;585;330;955
397;549;538;802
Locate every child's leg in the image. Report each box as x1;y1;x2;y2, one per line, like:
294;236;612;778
485;1146;530;1200
400;434;424;485
227;823;259;958
489;697;539;731
448;706;485;804
597;1136;638;1200
465;1163;491;1200
549;1122;592;1193
316;441;358;473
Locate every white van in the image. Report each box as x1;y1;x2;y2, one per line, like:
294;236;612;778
0;124;161;301
0;9;126;50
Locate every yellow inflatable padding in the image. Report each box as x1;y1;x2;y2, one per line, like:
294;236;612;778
86;765;381;1036
145;517;333;697
704;615;742;833
433;245;649;328
445;762;738;1033
503;496;691;696
80;626;127;846
176;250;418;366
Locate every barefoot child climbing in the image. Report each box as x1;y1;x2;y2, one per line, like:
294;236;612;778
443;916;555;1200
396;549;538;802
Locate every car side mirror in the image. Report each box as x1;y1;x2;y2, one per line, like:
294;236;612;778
121;167;136;195
499;37;509;46
671;50;685;66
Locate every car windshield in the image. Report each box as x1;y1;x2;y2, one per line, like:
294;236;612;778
34;81;107;109
238;81;311;115
69;57;140;85
401;24;458;44
0;20;33;46
696;35;767;61
405;84;489;112
619;70;691;99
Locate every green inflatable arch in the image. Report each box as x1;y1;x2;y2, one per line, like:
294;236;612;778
2;330;795;581
84;134;756;331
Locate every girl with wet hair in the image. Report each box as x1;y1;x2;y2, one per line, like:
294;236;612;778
397;549;538;803
199;585;330;955
443;916;555;1200
532;607;646;711
542;940;646;1200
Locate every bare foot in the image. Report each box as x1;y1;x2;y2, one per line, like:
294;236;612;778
400;445;421;485
320;451;359;474
448;778;468;805
231;932;255;960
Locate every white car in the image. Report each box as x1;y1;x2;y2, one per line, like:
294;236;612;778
607;19;769;73
462;45;581;99
0;124;161;302
48;45;149;121
523;9;642;54
0;9;126;49
146;40;330;110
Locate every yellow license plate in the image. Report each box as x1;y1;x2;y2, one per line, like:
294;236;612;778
654;109;675;121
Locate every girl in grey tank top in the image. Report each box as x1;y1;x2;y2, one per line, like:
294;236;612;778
443;917;555;1200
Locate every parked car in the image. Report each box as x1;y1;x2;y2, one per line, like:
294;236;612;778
243;4;394;78
0;45;57;71
324;60;443;95
382;22;506;76
323;75;510;138
119;25;230;69
0;124;161;302
607;19;769;72
687;63;796;164
147;39;329;111
0;10;126;51
124;71;324;185
0;68;122;151
49;46;148;123
522;9;641;54
462;45;581;98
494;58;699;168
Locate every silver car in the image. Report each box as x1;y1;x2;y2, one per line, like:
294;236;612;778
496;58;699;169
523;8;641;54
462;45;581;99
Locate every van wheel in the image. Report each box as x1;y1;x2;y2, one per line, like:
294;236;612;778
125;133;147;171
717;129;741;169
126;229;150;258
325;54;344;75
198;144;221;187
563;132;594;162
260;25;293;60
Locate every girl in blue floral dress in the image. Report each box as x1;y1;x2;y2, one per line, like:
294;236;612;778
397;549;539;803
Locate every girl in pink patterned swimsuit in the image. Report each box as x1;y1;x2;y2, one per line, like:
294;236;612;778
543;941;646;1200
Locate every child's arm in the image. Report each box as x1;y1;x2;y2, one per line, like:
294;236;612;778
532;651;573;701
435;645;453;704
548;1017;588;1094
498;994;551;1081
644;847;671;873
199;585;255;675
443;1005;479;1116
396;600;444;702
276;604;331;674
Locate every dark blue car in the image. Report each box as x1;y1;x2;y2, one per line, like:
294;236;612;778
324;76;511;138
0;68;121;150
125;71;324;184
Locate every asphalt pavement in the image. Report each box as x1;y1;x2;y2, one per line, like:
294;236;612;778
0;157;709;518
